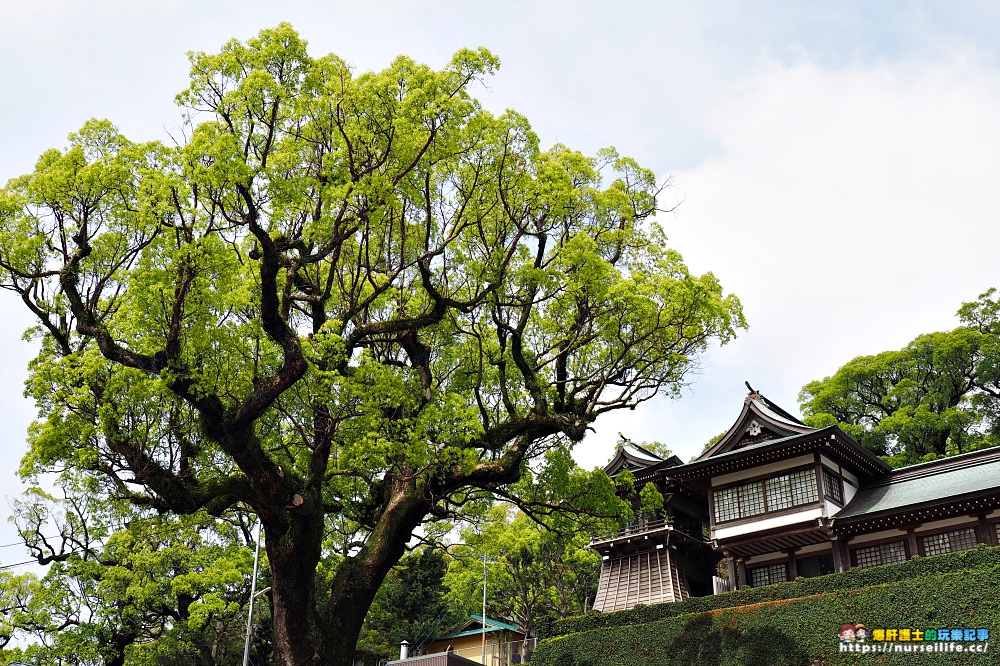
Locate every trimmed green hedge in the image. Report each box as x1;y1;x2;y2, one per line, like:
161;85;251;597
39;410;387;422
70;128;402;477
548;545;1000;637
533;564;1000;665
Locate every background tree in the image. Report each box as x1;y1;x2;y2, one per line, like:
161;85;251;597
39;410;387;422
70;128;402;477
0;570;36;652
0;24;744;665
444;503;611;643
800;288;1000;466
1;484;264;665
637;482;665;521
358;548;458;662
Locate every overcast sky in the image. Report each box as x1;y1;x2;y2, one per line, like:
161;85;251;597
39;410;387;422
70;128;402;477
2;1;1000;564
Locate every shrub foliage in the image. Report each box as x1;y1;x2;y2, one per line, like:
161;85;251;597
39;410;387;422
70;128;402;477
534;546;1000;665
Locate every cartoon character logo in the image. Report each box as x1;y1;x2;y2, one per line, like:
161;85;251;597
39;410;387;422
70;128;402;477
854;624;868;642
839;623;856;643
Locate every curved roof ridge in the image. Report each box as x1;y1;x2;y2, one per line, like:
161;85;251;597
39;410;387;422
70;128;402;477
752;397;809;428
623;441;664;462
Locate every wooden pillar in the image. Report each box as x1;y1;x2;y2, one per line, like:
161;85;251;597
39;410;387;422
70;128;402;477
831;538;847;573
976;515;996;547
787;550;798;581
907;528;921;558
707;490;716;530
736;558;747;588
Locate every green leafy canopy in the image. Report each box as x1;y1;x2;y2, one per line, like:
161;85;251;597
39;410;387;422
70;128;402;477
800;288;1000;466
0;24;744;665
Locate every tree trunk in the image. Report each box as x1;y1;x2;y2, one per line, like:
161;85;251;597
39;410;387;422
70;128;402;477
323;557;384;666
268;484;429;666
325;487;431;666
267;511;327;666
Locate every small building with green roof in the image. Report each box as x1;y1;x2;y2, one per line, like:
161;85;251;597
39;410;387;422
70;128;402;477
415;615;531;665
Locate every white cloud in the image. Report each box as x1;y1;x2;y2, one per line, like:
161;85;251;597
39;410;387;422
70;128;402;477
577;43;1000;469
6;3;1000;542
673;44;1000;354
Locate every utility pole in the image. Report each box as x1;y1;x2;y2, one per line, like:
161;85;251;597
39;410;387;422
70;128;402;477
243;521;263;666
481;553;487;664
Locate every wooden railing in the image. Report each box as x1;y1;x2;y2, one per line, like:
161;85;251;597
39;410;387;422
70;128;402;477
590;516;707;544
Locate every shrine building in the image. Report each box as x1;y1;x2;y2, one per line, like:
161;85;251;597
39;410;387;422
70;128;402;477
589;387;1000;613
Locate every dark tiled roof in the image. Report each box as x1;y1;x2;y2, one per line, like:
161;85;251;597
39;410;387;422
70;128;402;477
665;428;832;472
836;447;1000;521
752;397;808;428
644;426;890;485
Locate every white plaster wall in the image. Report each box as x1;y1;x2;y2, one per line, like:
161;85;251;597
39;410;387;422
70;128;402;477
745;545;835;567
744;552;787;565
843;480;858;505
820;455;839;473
847;529;906;545
735;541;833;567
714;507;823;540
913;517;978;533
795;542;834;556
842;469;859;485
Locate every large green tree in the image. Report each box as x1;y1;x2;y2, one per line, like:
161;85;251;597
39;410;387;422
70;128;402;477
800;289;1000;465
0;25;743;665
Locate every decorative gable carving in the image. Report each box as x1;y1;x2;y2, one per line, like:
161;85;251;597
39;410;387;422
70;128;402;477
698;386;815;460
735;423;778;448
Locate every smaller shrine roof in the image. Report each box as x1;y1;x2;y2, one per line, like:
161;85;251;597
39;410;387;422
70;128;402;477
438;615;524;639
604;440;680;476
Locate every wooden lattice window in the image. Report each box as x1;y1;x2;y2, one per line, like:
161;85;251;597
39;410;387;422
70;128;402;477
789;470;818;505
749;562;787;587
921;528;977;557
822;469;843;504
713;470;818;523
853;541;906;569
